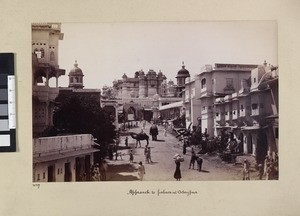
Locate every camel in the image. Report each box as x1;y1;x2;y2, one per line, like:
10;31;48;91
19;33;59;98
130;132;149;148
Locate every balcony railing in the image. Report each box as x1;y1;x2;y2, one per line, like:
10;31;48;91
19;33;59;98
33;86;59;102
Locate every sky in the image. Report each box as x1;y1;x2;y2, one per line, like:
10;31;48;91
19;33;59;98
53;21;277;89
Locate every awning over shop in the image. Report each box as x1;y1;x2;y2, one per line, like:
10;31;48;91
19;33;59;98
159;101;183;111
33;148;100;163
241;126;260;130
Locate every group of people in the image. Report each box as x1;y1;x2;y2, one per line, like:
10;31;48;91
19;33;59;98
173;151;204;181
91;160;108;181
263;152;279;180
242;152;279;181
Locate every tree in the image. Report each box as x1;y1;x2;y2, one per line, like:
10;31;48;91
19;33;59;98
49;95;117;157
101;85;117;99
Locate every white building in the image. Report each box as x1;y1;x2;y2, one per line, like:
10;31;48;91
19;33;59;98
33;134;99;182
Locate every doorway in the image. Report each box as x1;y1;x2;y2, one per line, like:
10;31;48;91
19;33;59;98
64;162;72;182
247;134;253;154
47;165;55;182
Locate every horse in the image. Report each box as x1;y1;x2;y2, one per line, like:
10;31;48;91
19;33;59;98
130;132;149;148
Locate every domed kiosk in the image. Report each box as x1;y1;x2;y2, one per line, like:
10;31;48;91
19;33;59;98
176;62;190;87
68;60;84;89
176;62;190;96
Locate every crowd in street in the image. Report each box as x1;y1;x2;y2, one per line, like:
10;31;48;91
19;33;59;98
92;121;278;181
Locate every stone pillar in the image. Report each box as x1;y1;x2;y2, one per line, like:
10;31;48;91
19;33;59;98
45;69;49;87
252;133;257;156
243;133;248;154
56;74;59;88
45;101;49;128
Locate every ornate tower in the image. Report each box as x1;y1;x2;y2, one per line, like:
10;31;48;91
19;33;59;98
176;62;190;96
157;70;165;96
147;69;158;97
138;70;147;98
122;73;128;97
68;60;84;89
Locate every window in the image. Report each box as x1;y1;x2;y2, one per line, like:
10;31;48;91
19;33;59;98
254;78;257;83
240;105;244;110
226;78;233;87
252;104;258;110
50;51;55;61
43;172;45;179
216;112;219;117
57;169;60;175
202;106;206;111
225;112;228;115
201;78;206;89
34;48;42;58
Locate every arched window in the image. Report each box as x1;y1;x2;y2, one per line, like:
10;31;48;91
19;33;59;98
75;77;79;83
34;48;42;58
201;78;206;89
40;48;45;58
50;51;55;61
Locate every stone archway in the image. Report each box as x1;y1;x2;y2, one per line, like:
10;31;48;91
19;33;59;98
101;101;119;129
127;107;136;121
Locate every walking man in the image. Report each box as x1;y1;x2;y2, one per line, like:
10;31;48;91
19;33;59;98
189;151;197;169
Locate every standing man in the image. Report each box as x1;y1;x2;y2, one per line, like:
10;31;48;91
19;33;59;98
137;161;145;181
189;151;197;169
146;147;153;163
196;156;203;172
129;149;134;163
243;159;250;180
100;160;108;181
150;124;159;141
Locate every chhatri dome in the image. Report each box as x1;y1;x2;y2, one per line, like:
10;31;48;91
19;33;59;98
68;60;84;89
176;61;190;78
69;60;83;76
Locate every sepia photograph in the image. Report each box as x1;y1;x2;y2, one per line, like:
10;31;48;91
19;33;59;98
32;21;278;182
